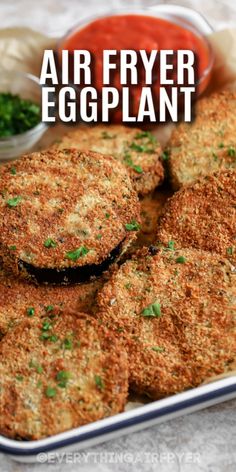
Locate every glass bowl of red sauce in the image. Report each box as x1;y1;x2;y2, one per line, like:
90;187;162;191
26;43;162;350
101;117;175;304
57;4;214;123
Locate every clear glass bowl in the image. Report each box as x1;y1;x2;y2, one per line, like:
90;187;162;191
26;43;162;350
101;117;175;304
0;70;47;161
58;3;214;98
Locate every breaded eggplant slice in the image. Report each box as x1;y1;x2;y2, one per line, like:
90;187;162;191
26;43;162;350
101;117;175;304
97;247;236;398
157;170;236;265
55;125;164;195
0;148;140;283
167;91;236;189
0;312;128;439
0;264;103;338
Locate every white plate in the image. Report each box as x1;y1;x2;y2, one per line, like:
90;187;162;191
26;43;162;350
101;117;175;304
1;376;235;463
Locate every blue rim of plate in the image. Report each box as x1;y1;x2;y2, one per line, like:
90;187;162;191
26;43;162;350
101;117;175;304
1;377;235;457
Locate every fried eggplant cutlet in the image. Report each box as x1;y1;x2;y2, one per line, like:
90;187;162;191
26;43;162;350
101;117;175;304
157;169;236;265
167;91;236;189
98;247;236;399
0;312;128;439
55;125;164;195
0;264;103;338
0;148;140;283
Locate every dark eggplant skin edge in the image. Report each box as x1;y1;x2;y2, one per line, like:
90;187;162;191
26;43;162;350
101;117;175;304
17;240;124;285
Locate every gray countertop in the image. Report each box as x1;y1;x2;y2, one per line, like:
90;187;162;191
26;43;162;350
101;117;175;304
0;1;236;471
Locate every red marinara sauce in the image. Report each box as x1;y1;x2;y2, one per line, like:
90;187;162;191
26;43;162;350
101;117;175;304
59;14;212;122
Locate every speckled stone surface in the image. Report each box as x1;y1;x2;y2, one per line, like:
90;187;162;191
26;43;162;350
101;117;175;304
0;1;236;471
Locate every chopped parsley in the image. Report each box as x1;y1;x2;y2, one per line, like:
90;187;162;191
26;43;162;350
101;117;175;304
134;131;156;143
130;131;157;153
44;238;57;248
45;305;54;312
125;282;132;289
101;131;114;139
56;370;71;388
49;334;59;343
10;167;17;175
228;146;236;157
227;246;234;256
9;245;16;251
151;346;165;352
141;301;162;318
94;375;105;390
15;374;24;381
125;220;140;231
162;150;170;161
176;256;186;264
26;307;35;317
42;321;53;331
65;246;89;261
0;92;41;137
63;338;73;350
166;240;175;251
129;142;153;153
7;196;22;207
96;234;102;240
40;332;51;340
29;360;43;374
45;386;57;398
123;153;143;174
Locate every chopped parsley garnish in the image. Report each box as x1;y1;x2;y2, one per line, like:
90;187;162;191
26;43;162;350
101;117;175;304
212;152;218;161
96;234;102;240
105;213;110;219
29;360;43;374
7;196;22;207
94;375;105;390
42;321;53;331
0;92;41;137
125;282;132;289
129;142;154;153
15;374;24;381
27;307;35;317
218;142;224;148
228;146;236;157
65;246;89;261
227;246;234;256
44;238;57;248
123;153;143;174
176;256;186;264
10;167;17;175
141;301;162;318
56;370;71;388
101;131;114;139
45;305;54;312
40;332;51;340
45;386;57;398
162;150;170;161
151;346;165;352
125;220;140;231
49;334;59;343
134;131;156;143
166;240;175;250
130;131;157;153
9;245;16;251
63;338;73;350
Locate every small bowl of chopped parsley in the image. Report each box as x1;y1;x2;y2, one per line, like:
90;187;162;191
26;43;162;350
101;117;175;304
0;70;47;160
